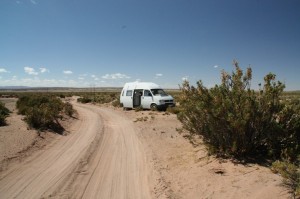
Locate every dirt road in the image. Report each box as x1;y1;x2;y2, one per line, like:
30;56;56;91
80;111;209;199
0;103;152;199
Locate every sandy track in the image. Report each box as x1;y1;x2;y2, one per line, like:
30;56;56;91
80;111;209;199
0;103;151;199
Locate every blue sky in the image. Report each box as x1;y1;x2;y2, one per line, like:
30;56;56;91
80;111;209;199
0;0;299;90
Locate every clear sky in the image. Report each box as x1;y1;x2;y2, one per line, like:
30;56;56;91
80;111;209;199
0;0;299;90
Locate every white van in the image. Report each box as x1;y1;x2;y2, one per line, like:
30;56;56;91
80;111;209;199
120;82;175;110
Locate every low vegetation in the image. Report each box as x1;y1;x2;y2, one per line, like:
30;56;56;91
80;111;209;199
272;160;300;198
134;116;148;122
0;101;10;126
112;98;121;107
177;61;300;197
166;106;181;115
77;92;119;104
16;95;75;133
77;97;92;104
64;102;75;117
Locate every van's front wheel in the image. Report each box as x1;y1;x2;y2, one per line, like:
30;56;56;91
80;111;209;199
150;104;157;111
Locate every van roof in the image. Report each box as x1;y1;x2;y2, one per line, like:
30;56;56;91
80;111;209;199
123;82;162;90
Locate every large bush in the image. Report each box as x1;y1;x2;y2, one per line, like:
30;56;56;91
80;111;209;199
17;95;75;130
64;102;75;117
178;61;300;160
0;102;10;126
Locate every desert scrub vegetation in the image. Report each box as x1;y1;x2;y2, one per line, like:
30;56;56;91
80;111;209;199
178;61;300;159
64;102;76;117
77;97;92;104
16;95;75;132
112;98;121;107
134;116;148;122
272;160;300;198
166;106;181;115
0;101;10;126
77;92;119;104
178;61;300;197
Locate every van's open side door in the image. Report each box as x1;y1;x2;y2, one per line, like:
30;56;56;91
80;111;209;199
133;89;143;107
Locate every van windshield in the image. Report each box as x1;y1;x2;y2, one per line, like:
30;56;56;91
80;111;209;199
151;89;168;96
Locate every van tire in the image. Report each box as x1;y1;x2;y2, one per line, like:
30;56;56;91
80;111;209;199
150;104;157;111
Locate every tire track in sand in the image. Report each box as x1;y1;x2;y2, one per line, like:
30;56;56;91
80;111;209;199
0;103;151;199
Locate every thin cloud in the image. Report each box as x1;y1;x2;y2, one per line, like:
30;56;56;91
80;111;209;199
30;0;37;5
68;79;77;85
91;74;100;81
0;68;9;73
78;77;85;80
102;73;130;80
39;67;49;73
0;77;82;87
182;76;189;81
24;67;38;75
214;65;219;68
63;70;73;75
155;73;163;78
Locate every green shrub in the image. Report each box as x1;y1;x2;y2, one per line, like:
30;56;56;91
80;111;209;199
17;95;65;130
112;98;121;107
272;160;300;198
95;93;116;104
17;95;37;115
0;102;10;126
64;102;75;117
77;97;92;103
75;92;119;105
166;106;181;114
178;61;300;159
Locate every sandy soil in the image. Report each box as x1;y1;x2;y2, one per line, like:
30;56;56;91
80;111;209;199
114;107;290;199
0;98;38;163
0;98;290;199
0;101;152;199
0;98;75;170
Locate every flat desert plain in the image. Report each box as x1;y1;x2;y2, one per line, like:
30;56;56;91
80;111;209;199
0;97;289;199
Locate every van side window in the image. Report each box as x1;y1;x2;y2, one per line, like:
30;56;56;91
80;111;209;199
126;90;132;96
122;90;124;96
144;90;152;97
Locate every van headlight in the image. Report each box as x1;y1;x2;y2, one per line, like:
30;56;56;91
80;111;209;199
159;100;165;104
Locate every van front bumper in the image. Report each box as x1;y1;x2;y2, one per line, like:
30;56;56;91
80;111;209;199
157;103;175;110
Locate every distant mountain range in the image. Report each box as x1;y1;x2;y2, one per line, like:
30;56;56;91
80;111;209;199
0;86;123;92
0;86;30;89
